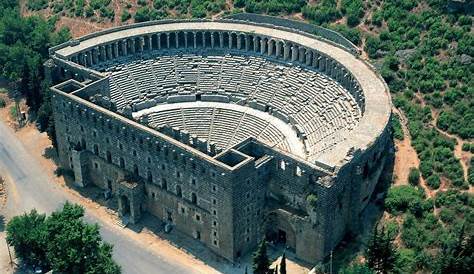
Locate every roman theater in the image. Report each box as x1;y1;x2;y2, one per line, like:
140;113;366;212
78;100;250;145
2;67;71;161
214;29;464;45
46;17;392;263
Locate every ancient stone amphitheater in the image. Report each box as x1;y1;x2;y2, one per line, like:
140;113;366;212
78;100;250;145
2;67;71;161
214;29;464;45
47;17;392;264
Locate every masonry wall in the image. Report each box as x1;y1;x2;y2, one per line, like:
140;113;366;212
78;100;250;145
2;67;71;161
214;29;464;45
51;90;239;260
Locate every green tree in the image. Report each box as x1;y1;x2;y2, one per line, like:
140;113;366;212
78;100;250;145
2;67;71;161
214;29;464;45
366;225;398;274
6;202;120;273
435;226;473;274
6;209;49;269
45;202;121;273
408;168;420;186
252;239;270;274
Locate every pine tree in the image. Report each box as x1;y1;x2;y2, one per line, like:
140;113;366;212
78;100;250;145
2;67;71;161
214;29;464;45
280;252;287;274
366;225;397;274
252;239;270;274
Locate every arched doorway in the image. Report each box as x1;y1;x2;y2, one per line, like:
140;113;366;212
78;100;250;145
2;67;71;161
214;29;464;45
265;211;296;250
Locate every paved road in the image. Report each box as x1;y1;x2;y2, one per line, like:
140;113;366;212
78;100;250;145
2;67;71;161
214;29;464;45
0;121;200;274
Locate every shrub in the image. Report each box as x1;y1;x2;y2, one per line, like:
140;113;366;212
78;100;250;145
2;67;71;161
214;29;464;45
439;208;456;223
408;168;420;186
306;194;318;208
27;0;48;11
427;174;441;189
391;114;404;140
461;143;471;151
385;185;425;214
121;10;131;22
0;98;6;108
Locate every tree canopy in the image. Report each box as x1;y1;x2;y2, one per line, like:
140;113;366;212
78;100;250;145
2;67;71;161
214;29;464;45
6;202;121;274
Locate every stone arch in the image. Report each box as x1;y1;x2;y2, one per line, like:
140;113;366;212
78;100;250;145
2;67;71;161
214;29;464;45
169;32;177;48
159;33;167;49
195;31;204;48
185;32;193;48
177;31;186;48
212;31;219;48
222;32;230;48
230;32;238;49
265;211;296;250
203;31;212;48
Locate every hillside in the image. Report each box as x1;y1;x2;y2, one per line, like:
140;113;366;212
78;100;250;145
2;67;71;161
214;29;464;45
2;0;474;273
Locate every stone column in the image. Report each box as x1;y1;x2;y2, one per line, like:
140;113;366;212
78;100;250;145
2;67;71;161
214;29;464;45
148;35;153;50
166;33;170;49
175;32;179;48
184;32;188;48
284;43;290;60
130;38;136;54
276;41;282;58
122;39;128;56
305;51;312;66
193;32;197;49
100;46;106;61
201;32;206;48
139;36;144;52
106;44;112;60
229;33;233;49
260;38;266;54
157;34;161;49
80;53;86;66
237;34;242;50
87;50;93;66
253;36;258;52
291;45;298;62
211;33;215;48
219;32;224;48
92;48;99;64
267;40;274;56
245;35;250;51
299;48;305;63
114;42;119;58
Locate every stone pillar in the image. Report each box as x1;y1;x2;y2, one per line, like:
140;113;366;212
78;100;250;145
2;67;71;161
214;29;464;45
202;32;206;48
106;44;112;60
139;36;144;52
284;43;290;60
219;32;224;48
291;45;298;62
113;42;119;58
80;53;86;66
253;36;258;52
100;46;106;61
237;34;242;50
229;33;233;49
211;33;215;48
268;40;274;56
245;35;250;51
130;38;136;54
92;48;99;64
260;38;266;54
166;33;170;49
299;48;305;63
87;50;93;66
184;32;188;48
306;50;312;66
122;40;127;56
276;41;282;58
175;32;179;48
157;34;161;49
148;35;153;50
193;32;197;49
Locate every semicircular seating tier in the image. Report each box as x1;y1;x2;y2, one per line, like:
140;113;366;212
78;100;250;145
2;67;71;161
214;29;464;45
98;50;362;158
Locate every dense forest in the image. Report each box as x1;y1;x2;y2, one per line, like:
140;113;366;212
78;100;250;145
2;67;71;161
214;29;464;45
1;0;472;273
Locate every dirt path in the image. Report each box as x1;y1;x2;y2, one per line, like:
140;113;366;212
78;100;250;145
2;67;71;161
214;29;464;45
392;109;435;197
